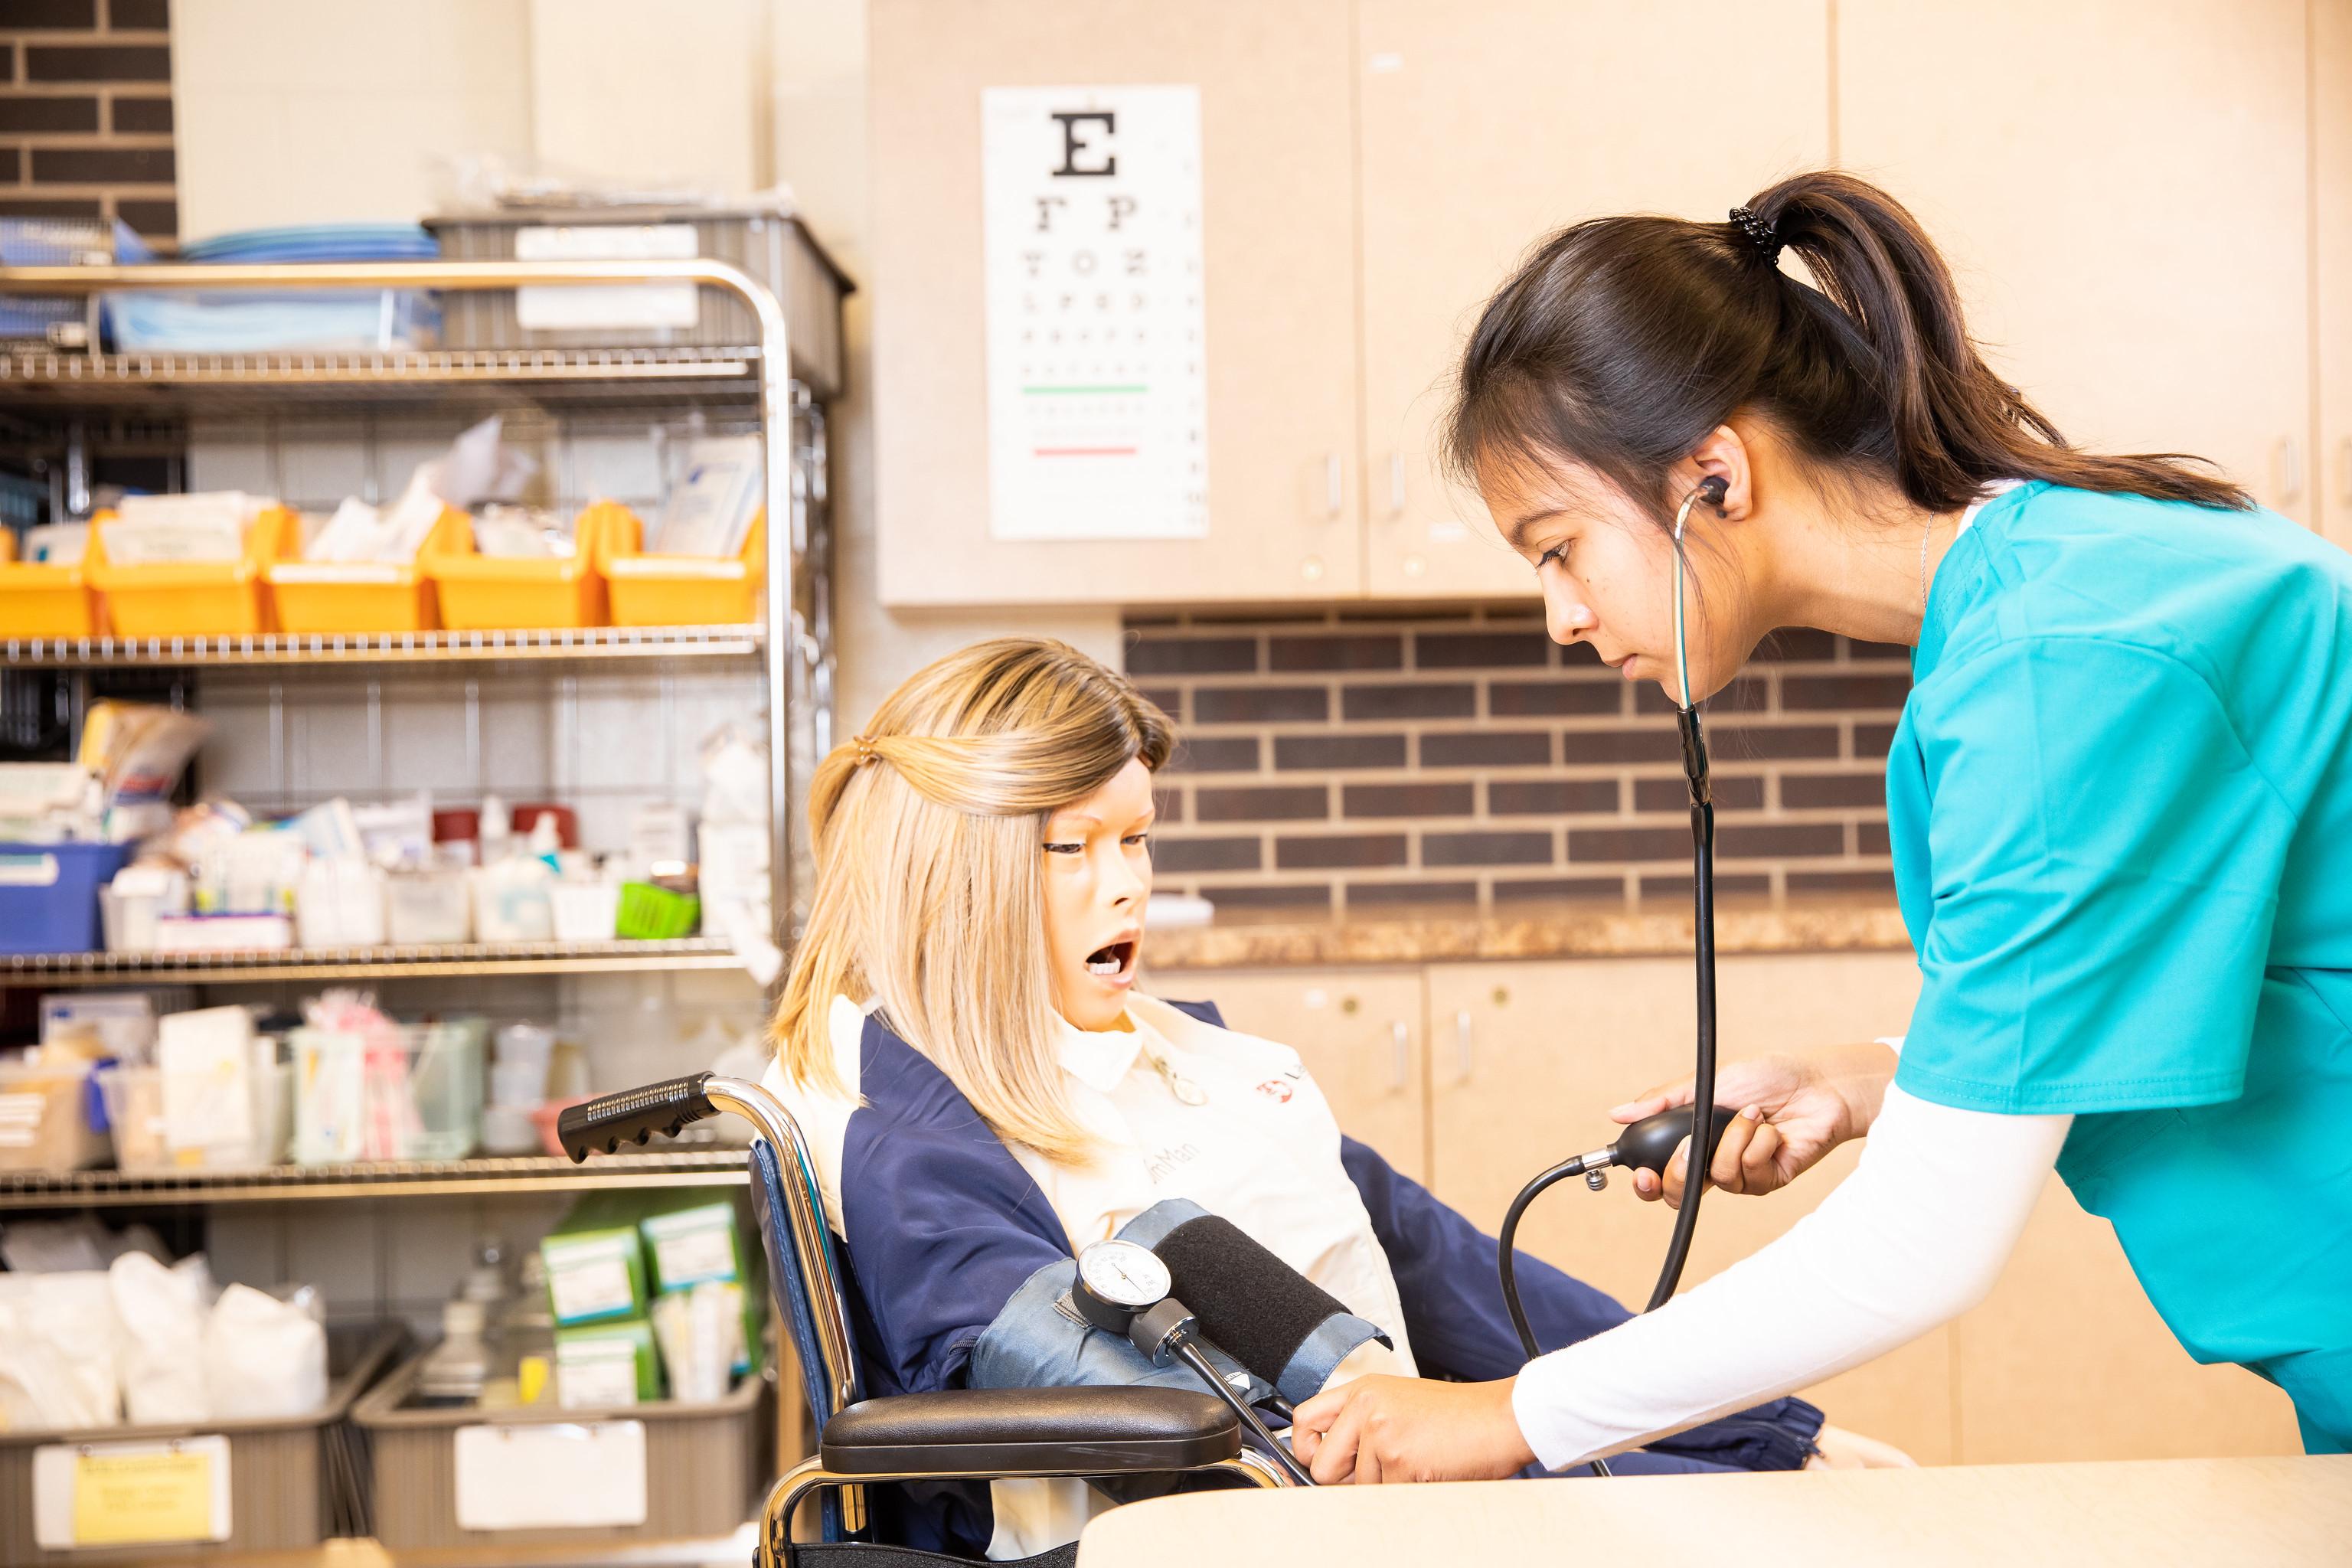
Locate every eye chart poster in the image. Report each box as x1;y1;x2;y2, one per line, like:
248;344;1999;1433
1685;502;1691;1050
982;85;1209;541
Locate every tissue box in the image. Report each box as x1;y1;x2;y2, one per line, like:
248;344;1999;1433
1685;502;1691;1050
540;1196;649;1327
554;1318;662;1408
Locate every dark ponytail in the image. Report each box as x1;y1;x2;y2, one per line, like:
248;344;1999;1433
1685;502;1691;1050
1446;169;2251;525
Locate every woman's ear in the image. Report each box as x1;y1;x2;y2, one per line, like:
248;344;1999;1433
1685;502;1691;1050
1686;424;1756;521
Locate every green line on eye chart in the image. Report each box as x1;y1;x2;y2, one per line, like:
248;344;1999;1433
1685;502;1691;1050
1023;384;1150;395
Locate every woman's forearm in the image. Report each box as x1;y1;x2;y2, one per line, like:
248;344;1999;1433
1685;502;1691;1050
1511;1085;2069;1471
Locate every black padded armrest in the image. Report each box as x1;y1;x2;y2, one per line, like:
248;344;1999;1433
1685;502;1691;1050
819;1387;1238;1477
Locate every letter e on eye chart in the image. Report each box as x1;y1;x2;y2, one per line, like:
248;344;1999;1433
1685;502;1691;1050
982;85;1209;541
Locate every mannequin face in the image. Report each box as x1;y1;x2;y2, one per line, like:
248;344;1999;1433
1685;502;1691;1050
1477;430;1769;704
1037;758;1156;1032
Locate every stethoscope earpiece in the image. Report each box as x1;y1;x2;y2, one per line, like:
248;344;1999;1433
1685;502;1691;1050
1697;475;1729;509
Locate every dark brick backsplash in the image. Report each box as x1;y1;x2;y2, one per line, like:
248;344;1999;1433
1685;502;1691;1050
1153;837;1263;874
1163;736;1261;775
1489;679;1620;717
1128;608;1912;917
24;44;169;80
1634;774;1765;812
4;5;179;244
1275;733;1406;770
1423;829;1555;867
1419;730;1550;767
8;0;100;27
1195;684;1328;724
1275;833;1410;871
1780;771;1886;809
1569;826;1691;863
1343;781;1475;818
1413;630;1550;668
1269;632;1402;671
1488;778;1619;815
109;94;170;132
0;96;100;132
30;144;172;182
1342;682;1475;721
1195;784;1328;822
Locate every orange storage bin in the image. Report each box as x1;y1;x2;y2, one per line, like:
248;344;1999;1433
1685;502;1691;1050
267;508;468;635
90;505;294;637
0;524;107;638
604;508;766;627
426;501;618;631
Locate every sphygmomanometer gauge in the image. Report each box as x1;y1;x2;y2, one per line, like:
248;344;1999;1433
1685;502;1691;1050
1073;1238;1172;1333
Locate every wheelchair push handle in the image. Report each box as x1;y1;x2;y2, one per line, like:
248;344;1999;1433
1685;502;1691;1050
559;1071;722;1161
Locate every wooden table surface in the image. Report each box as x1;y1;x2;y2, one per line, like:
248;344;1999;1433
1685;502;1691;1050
1078;1454;2352;1567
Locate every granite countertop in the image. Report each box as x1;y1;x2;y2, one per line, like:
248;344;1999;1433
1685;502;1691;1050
1139;897;1911;972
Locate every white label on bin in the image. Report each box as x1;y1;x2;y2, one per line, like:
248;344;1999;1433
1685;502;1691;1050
31;1435;233;1549
0;1092;43;1145
514;224;699;331
0;851;60;887
547;1249;636;1322
452;1420;647;1530
650;1225;737;1289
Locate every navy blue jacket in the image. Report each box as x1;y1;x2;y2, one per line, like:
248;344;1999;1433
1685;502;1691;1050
828;1002;1824;1553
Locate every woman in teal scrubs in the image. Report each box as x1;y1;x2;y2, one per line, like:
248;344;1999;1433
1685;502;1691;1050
1289;170;2352;1482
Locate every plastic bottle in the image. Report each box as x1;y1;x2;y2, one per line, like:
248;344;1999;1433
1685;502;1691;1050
498;1252;559;1407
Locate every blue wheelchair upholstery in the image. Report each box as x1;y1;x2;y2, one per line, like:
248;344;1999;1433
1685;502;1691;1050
750;1135;864;1544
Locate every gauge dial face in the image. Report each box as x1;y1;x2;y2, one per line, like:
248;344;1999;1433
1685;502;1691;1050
1077;1239;1171;1309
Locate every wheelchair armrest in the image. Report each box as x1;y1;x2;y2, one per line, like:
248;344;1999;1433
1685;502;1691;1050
818;1387;1240;1478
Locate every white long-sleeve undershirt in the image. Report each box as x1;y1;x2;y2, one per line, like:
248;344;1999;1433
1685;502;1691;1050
1511;1084;2073;1471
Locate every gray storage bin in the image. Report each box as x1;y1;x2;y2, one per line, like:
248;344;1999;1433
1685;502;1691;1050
0;1325;403;1567
351;1353;771;1550
423;207;852;397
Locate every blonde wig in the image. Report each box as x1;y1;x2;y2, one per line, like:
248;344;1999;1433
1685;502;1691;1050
770;637;1173;1162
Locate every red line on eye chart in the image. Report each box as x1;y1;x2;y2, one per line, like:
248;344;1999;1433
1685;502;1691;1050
1033;446;1140;457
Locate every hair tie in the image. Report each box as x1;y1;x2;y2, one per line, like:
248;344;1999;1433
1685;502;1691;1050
1730;205;1783;265
852;734;880;766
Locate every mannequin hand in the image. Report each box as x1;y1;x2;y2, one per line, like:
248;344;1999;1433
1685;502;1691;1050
1290;1375;1534;1484
1611;1041;1896;1208
1805;1423;1919;1470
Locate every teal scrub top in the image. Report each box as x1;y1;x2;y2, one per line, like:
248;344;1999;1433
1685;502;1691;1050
1886;481;2352;1450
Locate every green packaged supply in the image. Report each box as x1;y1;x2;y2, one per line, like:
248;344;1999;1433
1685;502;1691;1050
637;1191;763;1376
553;1317;662;1407
541;1192;651;1326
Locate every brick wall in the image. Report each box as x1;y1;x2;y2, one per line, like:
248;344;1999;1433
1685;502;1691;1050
1;0;177;245
1127;606;1913;918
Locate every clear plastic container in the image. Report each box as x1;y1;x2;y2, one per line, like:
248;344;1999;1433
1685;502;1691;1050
100;1057;293;1172
290;1017;486;1164
548;880;619;941
384;867;470;945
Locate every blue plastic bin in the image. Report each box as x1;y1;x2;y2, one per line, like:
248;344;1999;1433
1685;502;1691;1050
0;843;132;956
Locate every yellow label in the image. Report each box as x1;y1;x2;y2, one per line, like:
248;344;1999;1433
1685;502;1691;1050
71;1446;218;1545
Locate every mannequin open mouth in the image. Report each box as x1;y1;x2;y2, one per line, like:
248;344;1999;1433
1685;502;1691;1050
1083;939;1138;985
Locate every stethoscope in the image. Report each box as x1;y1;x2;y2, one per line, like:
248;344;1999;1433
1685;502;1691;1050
1496;473;1736;1475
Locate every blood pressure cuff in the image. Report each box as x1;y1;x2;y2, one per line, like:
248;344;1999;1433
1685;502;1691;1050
968;1199;1392;1410
1122;1199;1393;1406
968;1253;1277;1409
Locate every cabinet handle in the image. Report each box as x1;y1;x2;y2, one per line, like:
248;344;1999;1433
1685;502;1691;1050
1452;1009;1473;1083
1325;453;1345;519
1390;1020;1410;1090
2275;436;2305;505
1388;452;1406;518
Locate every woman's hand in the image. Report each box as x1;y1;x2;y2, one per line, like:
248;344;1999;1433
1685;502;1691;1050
1804;1423;1919;1470
1612;1041;1898;1208
1289;1375;1534;1484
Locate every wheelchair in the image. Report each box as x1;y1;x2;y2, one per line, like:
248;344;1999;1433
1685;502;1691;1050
560;1073;1295;1568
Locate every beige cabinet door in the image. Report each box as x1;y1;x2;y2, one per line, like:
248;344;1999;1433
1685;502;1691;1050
1158;966;1428;1183
2319;0;2352;550
1353;2;1831;598
870;0;1363;605
1840;0;2313;521
1426;954;1955;1462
